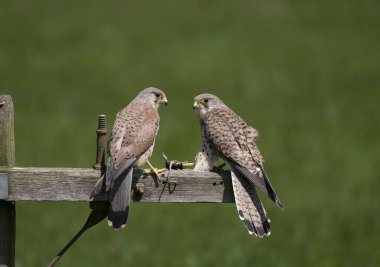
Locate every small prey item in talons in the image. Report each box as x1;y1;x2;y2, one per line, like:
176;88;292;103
162;153;194;170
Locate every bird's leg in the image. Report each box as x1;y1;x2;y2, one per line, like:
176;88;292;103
145;160;166;182
182;162;194;168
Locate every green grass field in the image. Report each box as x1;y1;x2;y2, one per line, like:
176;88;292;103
1;1;379;266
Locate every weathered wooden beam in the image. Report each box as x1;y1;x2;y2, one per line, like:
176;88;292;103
0;94;15;267
0;167;234;203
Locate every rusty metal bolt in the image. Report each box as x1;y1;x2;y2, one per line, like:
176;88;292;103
93;115;107;170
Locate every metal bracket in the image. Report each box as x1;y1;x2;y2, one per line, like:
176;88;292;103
0;173;8;200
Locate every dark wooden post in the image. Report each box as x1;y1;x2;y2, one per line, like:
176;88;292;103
0;95;15;267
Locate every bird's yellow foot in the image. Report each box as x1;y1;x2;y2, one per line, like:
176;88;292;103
182;162;194;168
145;160;166;182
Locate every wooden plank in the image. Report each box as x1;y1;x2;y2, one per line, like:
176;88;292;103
0;94;15;267
1;167;234;203
6;167;102;201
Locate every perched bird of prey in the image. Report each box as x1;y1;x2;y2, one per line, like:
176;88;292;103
90;87;168;229
48;87;167;267
193;93;283;237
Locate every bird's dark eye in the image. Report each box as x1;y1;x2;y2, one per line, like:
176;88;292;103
203;98;209;103
154;93;160;97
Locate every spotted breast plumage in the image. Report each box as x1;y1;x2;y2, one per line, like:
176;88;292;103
193;93;283;237
47;88;168;266
90;87;168;229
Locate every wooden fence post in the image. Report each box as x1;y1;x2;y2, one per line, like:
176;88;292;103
0;95;15;267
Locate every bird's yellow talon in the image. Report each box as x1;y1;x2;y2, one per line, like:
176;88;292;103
182;162;194;168
146;161;166;182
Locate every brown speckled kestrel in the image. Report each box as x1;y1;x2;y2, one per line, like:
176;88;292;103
193;93;283;237
48;88;168;266
90;87;168;229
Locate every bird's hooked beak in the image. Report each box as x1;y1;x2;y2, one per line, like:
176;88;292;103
193;100;199;110
161;96;168;106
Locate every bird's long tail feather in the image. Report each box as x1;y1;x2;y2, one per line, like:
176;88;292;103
231;170;270;237
232;164;284;210
108;167;133;229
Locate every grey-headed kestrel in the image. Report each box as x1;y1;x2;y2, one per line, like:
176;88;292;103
193;93;283;237
90;87;168;229
47;88;167;267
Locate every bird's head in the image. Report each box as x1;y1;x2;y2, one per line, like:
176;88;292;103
193;93;224;116
136;87;168;109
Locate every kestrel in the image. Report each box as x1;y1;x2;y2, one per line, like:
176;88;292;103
90;87;168;229
48;88;168;266
193;93;283;237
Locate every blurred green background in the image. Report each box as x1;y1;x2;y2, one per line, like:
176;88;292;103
1;0;379;266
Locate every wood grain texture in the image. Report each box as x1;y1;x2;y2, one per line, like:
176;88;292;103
0;94;15;267
0;95;15;167
1;167;234;203
0;173;8;199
